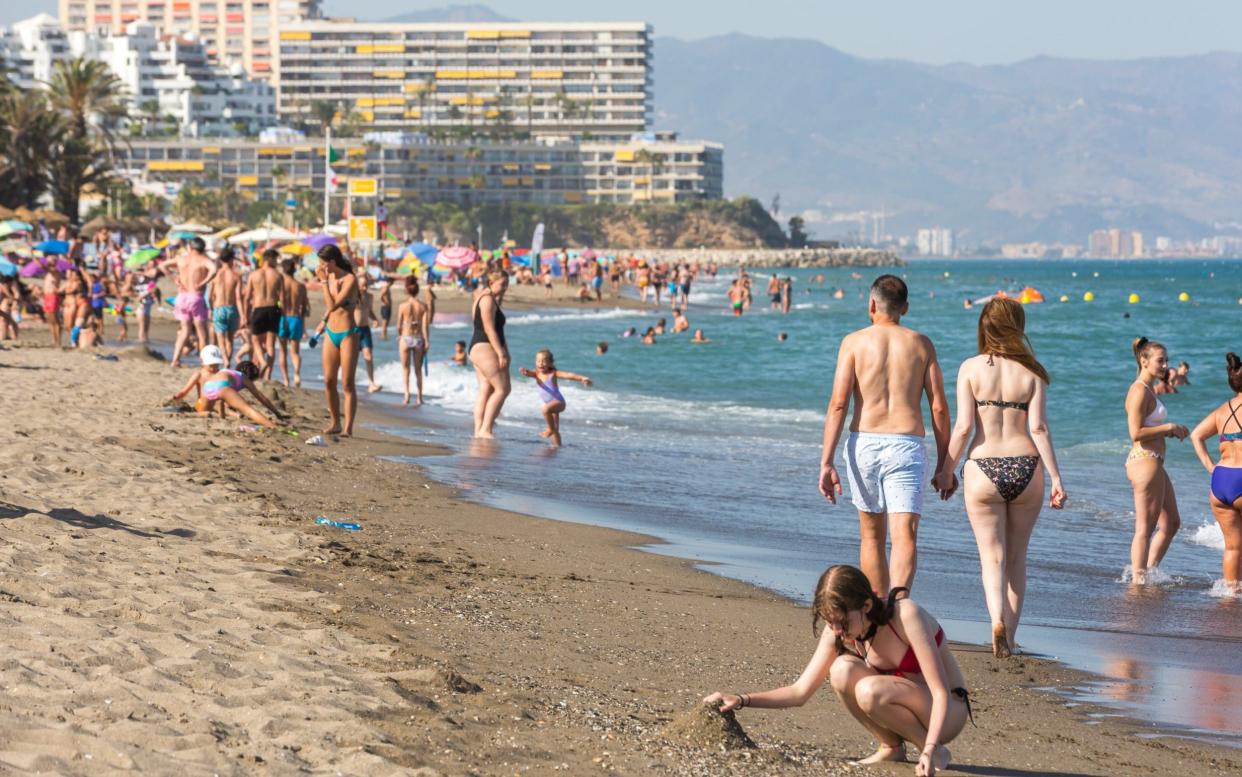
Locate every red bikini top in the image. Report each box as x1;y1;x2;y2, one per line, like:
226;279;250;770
856;623;945;678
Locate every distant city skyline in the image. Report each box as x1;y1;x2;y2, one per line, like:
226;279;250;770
6;0;1242;64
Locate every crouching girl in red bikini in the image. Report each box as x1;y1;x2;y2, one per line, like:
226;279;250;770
704;565;972;776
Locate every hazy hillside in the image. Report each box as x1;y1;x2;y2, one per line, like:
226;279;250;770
654;35;1242;243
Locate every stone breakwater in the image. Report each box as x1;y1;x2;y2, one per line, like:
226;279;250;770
609;247;904;268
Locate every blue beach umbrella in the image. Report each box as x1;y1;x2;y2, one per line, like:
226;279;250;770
0;257;16;277
406;242;438;264
34;239;70;254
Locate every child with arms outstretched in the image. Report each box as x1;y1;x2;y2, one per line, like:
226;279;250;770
518;349;592;447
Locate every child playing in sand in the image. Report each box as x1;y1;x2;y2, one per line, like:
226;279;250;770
518;349;592;447
166;345;288;429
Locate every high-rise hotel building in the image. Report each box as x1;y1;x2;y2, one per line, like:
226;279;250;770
58;0;320;79
275;21;652;138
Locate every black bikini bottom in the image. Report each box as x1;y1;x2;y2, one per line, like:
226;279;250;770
970;455;1039;502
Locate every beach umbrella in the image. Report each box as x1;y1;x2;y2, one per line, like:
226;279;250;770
302;233;337;251
19;261;44;277
125;248;161;269
434;245;478;271
324;222;350;237
0;257;15;277
278;242;313;255
170;222;212;233
33;208;69;225
0;220;33;235
81;215;124;233
13;207;37;223
0;206;13;219
580;248;598;261
35;239;70;254
227;227;297;245
406;242;438;264
210;226;242;240
169;230;199;240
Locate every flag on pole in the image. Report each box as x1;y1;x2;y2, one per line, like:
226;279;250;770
326;166;340;192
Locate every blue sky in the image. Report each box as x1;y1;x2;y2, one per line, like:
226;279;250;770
6;1;1241;64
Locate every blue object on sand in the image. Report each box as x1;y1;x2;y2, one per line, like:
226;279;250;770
315;517;362;531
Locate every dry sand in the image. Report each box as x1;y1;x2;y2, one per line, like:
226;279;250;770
1;339;1239;776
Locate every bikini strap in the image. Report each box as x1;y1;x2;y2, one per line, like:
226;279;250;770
1226;400;1242;433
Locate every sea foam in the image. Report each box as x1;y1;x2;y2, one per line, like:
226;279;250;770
1188;523;1225;551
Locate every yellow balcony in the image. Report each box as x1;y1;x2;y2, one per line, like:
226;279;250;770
280;31;311;41
356;43;405;55
373;70;404;79
147;160;204;172
237;175;258;186
530;70;562;79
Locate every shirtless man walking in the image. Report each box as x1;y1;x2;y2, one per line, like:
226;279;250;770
355;273;382;393
818;274;953;595
209;247;244;365
170;238;217;367
245;248;284;379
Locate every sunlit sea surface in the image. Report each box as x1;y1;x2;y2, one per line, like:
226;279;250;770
361;258;1242;744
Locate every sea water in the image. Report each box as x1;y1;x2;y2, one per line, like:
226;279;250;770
366;259;1242;742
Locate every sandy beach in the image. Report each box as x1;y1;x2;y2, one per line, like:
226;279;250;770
0;334;1238;776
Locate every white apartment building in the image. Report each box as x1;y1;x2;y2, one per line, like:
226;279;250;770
1;16;276;138
275;20;653;138
1;14;71;89
58;0;321;80
916;227;955;257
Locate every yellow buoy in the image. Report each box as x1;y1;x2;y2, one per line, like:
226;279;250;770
1178;292;1190;302
1128;293;1141;304
1059;295;1069;302
1083;291;1095;302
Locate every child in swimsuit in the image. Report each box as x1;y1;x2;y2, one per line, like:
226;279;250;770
166;345;287;429
517;349;592;447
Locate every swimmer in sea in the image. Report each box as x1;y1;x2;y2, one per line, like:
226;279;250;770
596;341;608;355
654;317;667;335
641;327;657;345
704;565;972;775
728;280;744;316
518;348;592;447
672;308;689;333
691;328;709;344
452;340;468;366
778;332;788;342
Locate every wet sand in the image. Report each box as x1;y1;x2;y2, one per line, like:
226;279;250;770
0;339;1239;775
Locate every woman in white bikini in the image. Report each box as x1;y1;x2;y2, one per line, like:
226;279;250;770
1125;336;1189;584
397;276;431;406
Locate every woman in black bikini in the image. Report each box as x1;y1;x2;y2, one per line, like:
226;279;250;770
704;565;971;776
311;245;361;436
934;298;1066;658
469;269;510;438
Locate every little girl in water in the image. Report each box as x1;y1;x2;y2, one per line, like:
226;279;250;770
518;349;592;447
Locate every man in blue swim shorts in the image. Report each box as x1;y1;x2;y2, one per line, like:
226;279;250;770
208;247;243;365
818;275;953;595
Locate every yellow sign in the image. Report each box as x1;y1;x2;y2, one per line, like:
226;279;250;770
348;178;378;197
349;217;377;242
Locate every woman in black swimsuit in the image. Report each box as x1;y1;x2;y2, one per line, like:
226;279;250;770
469;269;510;438
934;298;1066;658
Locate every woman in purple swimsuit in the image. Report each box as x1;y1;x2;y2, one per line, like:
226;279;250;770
934;298;1066;658
517;348;592;447
1190;352;1242;593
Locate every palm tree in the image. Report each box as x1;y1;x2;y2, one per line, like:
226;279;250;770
0;89;58;208
309;100;339;137
44;58;128;219
634;148;659;201
269;164;287;202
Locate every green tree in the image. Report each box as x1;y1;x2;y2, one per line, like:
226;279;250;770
788;215;809;248
309;100;339;137
269;164;287;201
44;58;128;218
0;89;58;208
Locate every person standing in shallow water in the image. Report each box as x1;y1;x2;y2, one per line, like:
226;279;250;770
819;275;952;596
934;298;1066;658
1124;336;1188;584
469;269;510;438
1189;353;1242;593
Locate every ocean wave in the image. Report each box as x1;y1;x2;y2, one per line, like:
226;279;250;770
1208;579;1241;599
1188;522;1225;551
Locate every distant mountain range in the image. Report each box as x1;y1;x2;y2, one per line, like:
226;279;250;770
377;8;1242;245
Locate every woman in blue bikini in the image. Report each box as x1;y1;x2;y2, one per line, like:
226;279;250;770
518;349;592;447
936;297;1065;658
1190;352;1242;593
311;245;361;436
